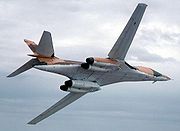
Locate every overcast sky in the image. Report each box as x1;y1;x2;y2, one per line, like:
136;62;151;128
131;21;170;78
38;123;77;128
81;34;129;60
0;0;180;131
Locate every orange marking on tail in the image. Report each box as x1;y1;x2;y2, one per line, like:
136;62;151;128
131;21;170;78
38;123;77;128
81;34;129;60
38;57;65;65
24;39;37;53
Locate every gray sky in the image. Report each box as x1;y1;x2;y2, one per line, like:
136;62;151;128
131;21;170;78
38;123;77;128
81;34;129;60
0;0;180;131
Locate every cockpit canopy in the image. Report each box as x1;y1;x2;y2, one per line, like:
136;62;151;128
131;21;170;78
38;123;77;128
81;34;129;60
152;70;162;77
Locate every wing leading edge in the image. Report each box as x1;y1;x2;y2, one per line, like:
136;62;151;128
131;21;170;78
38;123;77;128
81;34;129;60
28;92;86;125
108;3;147;60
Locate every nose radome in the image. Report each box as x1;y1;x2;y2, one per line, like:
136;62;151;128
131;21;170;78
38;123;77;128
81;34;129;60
163;75;171;81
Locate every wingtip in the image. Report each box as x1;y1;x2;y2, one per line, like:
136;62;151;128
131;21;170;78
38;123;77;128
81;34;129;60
7;72;18;77
138;3;148;7
43;30;51;34
27;121;36;125
7;75;10;78
7;74;14;78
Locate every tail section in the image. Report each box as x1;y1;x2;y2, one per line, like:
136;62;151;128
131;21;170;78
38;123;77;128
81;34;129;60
7;31;55;77
25;31;54;57
24;39;37;53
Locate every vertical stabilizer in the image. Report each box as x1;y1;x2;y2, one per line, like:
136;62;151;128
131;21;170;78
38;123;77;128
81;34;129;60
36;31;54;57
25;31;54;57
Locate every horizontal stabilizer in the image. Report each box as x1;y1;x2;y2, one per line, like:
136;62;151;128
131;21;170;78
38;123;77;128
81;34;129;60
7;59;40;77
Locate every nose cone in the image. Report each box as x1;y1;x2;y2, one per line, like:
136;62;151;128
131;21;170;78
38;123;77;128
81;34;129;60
157;75;171;81
163;75;171;81
154;75;171;81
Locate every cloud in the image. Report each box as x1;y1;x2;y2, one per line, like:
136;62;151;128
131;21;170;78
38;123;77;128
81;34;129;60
125;22;180;62
1;0;180;68
127;47;176;63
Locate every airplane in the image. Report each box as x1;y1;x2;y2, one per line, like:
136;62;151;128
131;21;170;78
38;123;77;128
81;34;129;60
7;3;171;125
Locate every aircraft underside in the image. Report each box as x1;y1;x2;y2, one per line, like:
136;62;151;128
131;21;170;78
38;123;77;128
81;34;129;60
34;60;157;86
7;3;171;125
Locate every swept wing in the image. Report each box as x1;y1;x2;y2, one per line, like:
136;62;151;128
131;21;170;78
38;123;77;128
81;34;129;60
28;92;86;124
108;3;147;60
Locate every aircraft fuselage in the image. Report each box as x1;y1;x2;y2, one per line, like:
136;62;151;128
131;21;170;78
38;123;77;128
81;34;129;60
34;57;170;87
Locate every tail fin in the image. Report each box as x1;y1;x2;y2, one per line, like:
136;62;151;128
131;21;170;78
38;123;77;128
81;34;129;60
36;31;54;57
25;31;54;57
7;31;53;77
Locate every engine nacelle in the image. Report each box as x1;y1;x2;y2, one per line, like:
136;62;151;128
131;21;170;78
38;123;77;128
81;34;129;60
81;62;118;72
81;57;119;71
93;61;117;68
88;65;112;72
81;63;90;69
60;85;68;91
60;80;101;93
86;57;94;65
